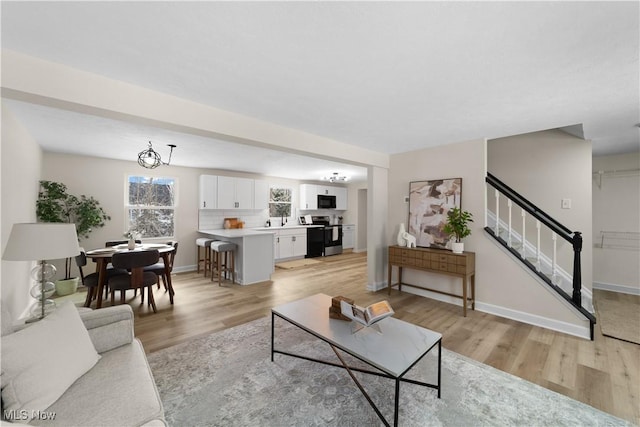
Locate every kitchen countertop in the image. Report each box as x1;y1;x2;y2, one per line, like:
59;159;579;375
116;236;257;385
253;225;324;231
198;228;275;238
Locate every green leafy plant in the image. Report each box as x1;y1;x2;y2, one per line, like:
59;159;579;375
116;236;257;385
443;207;474;242
36;180;111;278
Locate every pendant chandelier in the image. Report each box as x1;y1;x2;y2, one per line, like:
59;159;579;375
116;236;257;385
323;172;349;183
137;141;177;169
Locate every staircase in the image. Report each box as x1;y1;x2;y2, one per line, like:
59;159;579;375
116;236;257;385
485;173;596;340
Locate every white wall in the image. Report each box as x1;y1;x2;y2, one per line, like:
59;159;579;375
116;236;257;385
41;154;355;274
389;138;590;337
592;152;640;294
487;129;593;291
1;105;43;321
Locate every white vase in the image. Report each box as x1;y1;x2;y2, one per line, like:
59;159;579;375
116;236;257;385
451;242;464;254
128;238;136;250
397;223;406;247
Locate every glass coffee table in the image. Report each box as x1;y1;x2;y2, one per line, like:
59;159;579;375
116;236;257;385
271;294;442;427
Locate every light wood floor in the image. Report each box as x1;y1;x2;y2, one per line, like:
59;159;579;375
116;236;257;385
120;251;639;424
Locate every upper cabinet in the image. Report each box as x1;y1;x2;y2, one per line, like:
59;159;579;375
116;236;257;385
199;175;268;210
299;184;318;210
254;180;269;210
199;175;218;209
299;184;347;210
217;176;254;209
334;187;348;210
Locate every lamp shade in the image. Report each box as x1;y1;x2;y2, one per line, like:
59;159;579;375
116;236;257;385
2;223;80;261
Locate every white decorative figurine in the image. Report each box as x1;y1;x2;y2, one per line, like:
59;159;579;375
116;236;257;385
402;232;417;248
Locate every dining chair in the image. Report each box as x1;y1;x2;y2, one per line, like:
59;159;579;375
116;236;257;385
144;241;179;290
76;249;128;307
108;250;160;313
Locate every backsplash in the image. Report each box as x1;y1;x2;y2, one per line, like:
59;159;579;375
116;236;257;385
198;208;347;229
198;209;270;229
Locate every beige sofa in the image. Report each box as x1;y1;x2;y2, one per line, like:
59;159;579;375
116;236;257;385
1;305;165;426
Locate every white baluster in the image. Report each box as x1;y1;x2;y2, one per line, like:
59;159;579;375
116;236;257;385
507;200;513;248
551;232;558;284
521;209;526;259
535;220;541;271
494;190;500;235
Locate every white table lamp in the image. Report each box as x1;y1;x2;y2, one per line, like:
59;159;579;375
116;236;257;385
2;223;80;321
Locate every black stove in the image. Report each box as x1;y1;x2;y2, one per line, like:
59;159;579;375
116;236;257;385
310;216;343;256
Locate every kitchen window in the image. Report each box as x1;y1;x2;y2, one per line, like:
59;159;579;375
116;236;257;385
126;176;176;239
269;187;292;219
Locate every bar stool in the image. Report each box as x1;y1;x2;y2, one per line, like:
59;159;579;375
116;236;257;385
210;241;236;286
196;238;215;276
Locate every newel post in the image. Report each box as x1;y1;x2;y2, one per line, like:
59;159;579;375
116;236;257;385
571;231;583;305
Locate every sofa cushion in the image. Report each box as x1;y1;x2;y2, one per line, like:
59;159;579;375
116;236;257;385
1;302;101;421
30;338;165;426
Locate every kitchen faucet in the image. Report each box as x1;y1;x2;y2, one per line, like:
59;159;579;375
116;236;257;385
281;215;287;227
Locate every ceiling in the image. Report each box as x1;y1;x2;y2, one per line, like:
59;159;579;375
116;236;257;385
2;1;638;182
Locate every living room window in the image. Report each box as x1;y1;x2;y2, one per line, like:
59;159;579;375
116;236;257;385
269;187;292;220
126;176;176;239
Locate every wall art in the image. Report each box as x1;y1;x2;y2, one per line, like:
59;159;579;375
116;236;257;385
408;178;462;249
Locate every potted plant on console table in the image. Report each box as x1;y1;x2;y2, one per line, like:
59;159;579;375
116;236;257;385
443;207;473;254
36;180;111;295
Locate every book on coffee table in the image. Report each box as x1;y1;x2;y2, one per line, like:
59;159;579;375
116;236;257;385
340;300;395;327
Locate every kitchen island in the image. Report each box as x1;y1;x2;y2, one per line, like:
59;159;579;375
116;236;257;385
198;229;274;285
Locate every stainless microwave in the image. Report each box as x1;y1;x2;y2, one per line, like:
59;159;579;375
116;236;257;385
317;194;336;209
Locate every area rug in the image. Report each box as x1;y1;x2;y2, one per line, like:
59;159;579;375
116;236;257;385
275;258;322;269
147;317;631;427
595;297;640;345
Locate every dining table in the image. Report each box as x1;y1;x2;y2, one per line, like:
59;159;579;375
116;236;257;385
85;243;176;309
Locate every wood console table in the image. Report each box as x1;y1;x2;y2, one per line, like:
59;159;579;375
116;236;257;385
388;245;476;316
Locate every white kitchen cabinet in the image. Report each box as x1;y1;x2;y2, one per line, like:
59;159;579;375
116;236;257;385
299;184;318;210
274;228;307;260
335;187;348;210
199;175;217;209
342;224;355;249
317;185;334;196
218;176;254;209
300;184;347;210
254;180;269;210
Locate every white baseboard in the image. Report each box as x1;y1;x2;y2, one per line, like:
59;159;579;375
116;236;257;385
174;265;197;274
395;286;463;307
390;285;590;339
475;301;591;340
593;281;640;295
368;281;387;292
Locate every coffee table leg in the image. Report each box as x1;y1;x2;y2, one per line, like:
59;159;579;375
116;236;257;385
271;311;275;362
438;340;442;399
394;378;400;426
331;345;390;427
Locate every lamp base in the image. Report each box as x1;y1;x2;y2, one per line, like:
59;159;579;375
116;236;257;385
28;299;56;321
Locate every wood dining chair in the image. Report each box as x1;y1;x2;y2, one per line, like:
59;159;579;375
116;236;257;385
144;241;178;291
76;249;128;307
108;250;160;313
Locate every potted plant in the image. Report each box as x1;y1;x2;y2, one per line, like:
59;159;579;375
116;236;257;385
36;180;111;295
443;207;473;254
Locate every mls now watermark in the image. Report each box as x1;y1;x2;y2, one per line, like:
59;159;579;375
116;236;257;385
3;409;57;421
